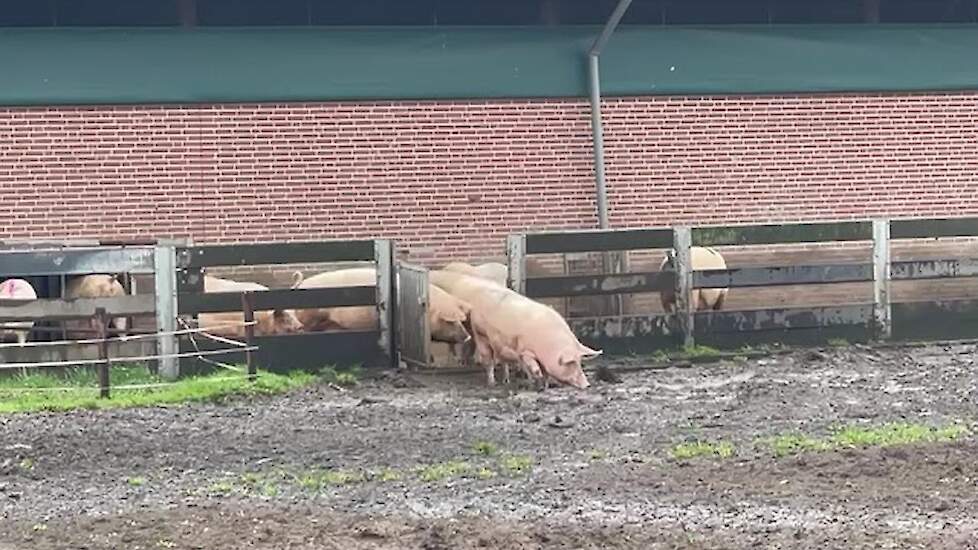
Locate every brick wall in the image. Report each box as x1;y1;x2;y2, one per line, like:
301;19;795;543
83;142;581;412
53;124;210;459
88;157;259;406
2;92;977;267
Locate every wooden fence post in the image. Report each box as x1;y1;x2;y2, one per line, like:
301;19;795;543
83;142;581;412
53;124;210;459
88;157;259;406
673;226;695;349
95;307;111;399
374;239;396;369
154;243;179;380
241;291;256;381
506;234;526;294
872;218;892;340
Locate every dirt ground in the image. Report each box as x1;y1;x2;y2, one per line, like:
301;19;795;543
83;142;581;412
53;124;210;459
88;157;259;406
3;342;978;549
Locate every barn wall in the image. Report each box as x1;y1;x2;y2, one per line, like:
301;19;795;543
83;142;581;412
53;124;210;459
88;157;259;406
1;92;977;266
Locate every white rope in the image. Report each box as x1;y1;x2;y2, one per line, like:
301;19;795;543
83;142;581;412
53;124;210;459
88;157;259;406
0;321;257;350
177;318;248;372
0;346;257;371
0;375;255;394
195;331;252;348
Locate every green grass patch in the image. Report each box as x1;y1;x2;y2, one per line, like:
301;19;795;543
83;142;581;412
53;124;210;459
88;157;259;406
472;440;498;456
765;422;969;458
587;449;609;461
680;345;722;359
319;365;362;387
0;365;316;414
500;454;534;474
670;441;735;461
767;433;831;457
415;461;472;482
125;476;146;487
826;338;850;348
295;468;365;490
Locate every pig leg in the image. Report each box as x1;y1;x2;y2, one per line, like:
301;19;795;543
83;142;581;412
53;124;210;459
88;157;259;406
712;289;727;311
472;333;497;387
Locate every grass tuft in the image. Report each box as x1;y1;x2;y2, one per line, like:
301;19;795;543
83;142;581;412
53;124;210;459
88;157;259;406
500;454;534;474
0;365;316;414
765;422;969;458
472;440;498;456
416;461;472;482
126;476;146;487
296;469;365;490
670;441;735;461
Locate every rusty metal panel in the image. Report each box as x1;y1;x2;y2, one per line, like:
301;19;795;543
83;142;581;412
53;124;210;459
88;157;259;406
176;240;376;268
526;271;674;299
397;262;430;369
693;263;873;289
568;313;674;340
0;247;156;277
524;228;673;255
890;217;978;239
694;304;873;334
692;221;872;246
892;298;978;342
891;258;978;280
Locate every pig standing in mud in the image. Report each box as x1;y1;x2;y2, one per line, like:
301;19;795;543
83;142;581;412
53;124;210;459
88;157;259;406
197;275;304;339
659;246;729;313
292;268;472;351
430;269;601;389
0;278;38;345
63;274;130;339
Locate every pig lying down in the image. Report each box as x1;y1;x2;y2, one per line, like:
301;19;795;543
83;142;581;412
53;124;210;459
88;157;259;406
198;275;304;339
0;278;38;345
429;269;601;389
292;268;472;353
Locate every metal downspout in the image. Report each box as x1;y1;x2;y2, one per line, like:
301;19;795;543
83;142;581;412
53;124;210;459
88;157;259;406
588;0;633;229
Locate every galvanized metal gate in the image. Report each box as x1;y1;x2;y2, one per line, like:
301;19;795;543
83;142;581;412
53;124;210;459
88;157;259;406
396;262;430;368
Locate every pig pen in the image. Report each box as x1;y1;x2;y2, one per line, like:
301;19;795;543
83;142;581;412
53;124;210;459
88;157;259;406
2;341;978;549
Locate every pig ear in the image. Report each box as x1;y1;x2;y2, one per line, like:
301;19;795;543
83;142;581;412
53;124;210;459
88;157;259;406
578;343;603;358
290;271;305;289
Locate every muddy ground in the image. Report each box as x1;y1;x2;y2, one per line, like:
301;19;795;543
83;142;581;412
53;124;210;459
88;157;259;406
3;343;978;549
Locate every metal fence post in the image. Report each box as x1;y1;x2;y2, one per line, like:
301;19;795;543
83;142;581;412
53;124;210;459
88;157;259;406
374;239;396;369
673;227;695;349
153;243;179;380
506;234;526;294
872;218;892;340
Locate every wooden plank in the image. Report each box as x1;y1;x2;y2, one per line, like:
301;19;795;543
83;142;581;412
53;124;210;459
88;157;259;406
890;217;978;239
525;271;674;298
0;294;156;322
693;264;872;289
176;240;375;268
891;258;978;280
0;248;156;277
692;221;872;246
524;228;673;255
694;304;873;334
177;286;376;315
